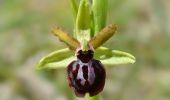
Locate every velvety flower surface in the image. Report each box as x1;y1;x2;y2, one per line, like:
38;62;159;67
67;50;106;97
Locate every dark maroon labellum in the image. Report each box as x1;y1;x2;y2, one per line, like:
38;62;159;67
67;49;106;97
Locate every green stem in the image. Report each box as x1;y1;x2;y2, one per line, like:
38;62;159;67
86;93;99;100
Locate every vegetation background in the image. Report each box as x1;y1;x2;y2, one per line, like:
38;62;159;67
0;0;170;100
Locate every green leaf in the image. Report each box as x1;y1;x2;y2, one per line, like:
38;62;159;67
95;47;136;65
92;0;108;33
37;48;75;69
70;0;78;22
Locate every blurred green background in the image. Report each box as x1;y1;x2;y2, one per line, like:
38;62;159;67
0;0;170;100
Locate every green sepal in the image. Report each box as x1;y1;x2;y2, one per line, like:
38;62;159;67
95;47;136;65
76;0;91;30
37;47;135;69
75;0;91;50
37;48;75;69
92;0;108;33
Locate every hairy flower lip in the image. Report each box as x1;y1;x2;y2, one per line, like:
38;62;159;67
67;49;106;97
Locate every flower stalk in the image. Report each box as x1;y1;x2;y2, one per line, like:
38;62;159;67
86;93;100;100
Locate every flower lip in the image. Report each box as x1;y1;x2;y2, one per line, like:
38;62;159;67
67;59;106;97
67;48;106;97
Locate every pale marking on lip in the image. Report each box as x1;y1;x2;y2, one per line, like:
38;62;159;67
76;60;87;85
72;62;77;72
88;61;95;85
76;60;95;86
